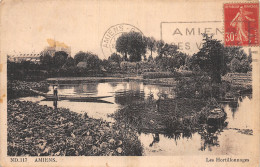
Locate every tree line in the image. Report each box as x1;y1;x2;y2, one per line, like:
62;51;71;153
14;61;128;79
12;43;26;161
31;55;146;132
8;32;252;81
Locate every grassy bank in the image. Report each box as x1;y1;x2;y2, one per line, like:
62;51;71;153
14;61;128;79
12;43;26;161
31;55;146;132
7;100;143;156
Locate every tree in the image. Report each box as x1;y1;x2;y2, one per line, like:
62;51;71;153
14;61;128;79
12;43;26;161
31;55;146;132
127;32;147;62
224;46;252;73
116;32;147;62
154;42;181;71
74;51;88;64
161;43;178;58
53;51;68;68
64;57;75;67
74;51;101;71
108;53;122;64
40;51;53;69
116;33;129;61
146;37;156;57
193;34;226;83
230;58;241;72
156;40;165;58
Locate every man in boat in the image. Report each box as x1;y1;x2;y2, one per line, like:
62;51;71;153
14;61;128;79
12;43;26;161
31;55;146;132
53;86;58;97
53;80;59;98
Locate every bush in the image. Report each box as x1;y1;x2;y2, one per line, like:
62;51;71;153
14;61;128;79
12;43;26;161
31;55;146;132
175;74;214;99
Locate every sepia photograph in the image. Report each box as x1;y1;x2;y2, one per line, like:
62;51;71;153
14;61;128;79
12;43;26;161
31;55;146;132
0;0;259;166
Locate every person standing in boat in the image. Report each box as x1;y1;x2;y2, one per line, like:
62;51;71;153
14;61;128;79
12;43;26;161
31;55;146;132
54;87;58;97
53;80;59;97
53;84;58;97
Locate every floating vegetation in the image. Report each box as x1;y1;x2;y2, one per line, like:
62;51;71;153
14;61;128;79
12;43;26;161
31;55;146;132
7;100;143;156
8;80;49;99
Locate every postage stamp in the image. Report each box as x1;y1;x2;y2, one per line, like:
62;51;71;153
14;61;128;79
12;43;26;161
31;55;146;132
101;23;143;58
224;3;259;46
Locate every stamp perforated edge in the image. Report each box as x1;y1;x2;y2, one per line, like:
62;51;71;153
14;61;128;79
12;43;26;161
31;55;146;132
223;2;260;47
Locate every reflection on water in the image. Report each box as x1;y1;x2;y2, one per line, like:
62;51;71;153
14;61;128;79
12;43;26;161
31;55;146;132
74;83;98;95
53;100;57;109
19;81;253;156
140;95;253;156
20;81;173;122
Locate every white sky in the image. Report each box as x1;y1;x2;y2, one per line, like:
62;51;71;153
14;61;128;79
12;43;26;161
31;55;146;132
0;0;254;59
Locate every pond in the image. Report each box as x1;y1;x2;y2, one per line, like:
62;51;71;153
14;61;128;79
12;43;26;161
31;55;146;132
19;81;253;156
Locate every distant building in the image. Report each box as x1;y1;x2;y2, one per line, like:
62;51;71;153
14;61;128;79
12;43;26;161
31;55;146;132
45;39;71;57
44;46;71;57
8;52;41;64
8;39;71;64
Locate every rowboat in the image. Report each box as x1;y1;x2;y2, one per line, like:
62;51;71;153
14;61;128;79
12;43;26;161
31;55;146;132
44;94;112;101
207;108;226;126
30;89;112;101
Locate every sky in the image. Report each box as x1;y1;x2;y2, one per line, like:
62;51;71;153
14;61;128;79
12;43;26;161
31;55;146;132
0;0;254;59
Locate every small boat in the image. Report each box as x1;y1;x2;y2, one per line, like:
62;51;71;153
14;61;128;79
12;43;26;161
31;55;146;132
44;94;112;101
207;108;226;126
30;89;112;101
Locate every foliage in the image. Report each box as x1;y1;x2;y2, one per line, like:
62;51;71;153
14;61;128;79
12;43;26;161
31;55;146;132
116;32;147;62
53;51;68;68
102;59;121;73
230;58;241;72
116;33;129;60
9;33;252;78
8;100;143;156
7;80;49;99
176;74;210;99
40;52;53;69
192;34;226;83
108;53;122;64
7;61;47;81
74;51;101;71
64;57;75;67
127;32;147;62
146;36;156;57
224;46;252;73
112;98;209;137
154;42;188;72
156;40;165;58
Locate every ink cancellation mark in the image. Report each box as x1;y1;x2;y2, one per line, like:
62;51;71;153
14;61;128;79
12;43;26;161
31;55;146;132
224;3;259;46
101;23;143;58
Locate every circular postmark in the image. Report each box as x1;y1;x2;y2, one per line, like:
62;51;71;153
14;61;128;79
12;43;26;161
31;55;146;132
101;23;143;58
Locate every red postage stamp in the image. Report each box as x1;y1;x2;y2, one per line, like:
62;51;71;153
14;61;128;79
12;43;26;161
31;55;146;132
224;3;259;46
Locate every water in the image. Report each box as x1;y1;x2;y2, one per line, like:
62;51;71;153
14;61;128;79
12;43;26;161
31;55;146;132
140;95;254;156
19;81;253;155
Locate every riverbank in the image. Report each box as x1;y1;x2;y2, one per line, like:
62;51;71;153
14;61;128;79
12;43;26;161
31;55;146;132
47;76;177;87
7;100;143;156
7;80;49;100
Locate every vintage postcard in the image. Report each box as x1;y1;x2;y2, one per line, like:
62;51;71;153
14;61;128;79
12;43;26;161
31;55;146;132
0;0;259;166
